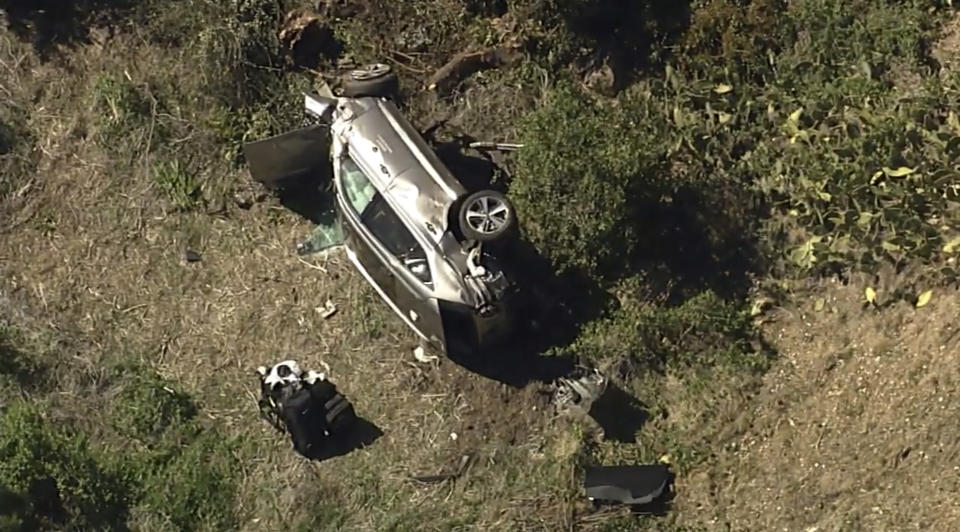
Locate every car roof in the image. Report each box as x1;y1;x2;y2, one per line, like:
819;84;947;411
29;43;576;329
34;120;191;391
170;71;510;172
336;97;467;246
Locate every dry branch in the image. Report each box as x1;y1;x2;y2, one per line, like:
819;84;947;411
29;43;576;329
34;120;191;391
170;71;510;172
426;46;520;94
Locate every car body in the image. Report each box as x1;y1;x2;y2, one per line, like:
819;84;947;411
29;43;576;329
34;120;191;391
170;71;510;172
244;75;518;356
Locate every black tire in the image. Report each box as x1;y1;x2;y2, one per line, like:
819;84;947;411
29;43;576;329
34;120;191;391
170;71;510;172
341;63;399;98
458;190;517;243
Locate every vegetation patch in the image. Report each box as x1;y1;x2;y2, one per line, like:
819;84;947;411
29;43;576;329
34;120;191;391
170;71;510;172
152;159;203;211
0;402;132;530
136;431;241;531
110;362;199;444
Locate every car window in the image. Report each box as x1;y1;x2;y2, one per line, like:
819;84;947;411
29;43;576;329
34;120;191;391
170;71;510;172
339;156;377;214
339;156;432;284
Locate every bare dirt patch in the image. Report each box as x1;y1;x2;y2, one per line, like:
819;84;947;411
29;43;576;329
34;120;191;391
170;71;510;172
933;11;960;77
679;279;960;530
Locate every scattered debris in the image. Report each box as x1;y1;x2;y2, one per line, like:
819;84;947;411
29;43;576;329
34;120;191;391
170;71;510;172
468;141;523;151
583;62;617;97
315;0;363;20
410;454;472;484
554;366;607;417
576;53;625;97
184;249;202;263
317;300;338;319
297;217;344;256
426;45;521;94
413;345;438;363
584;464;670;506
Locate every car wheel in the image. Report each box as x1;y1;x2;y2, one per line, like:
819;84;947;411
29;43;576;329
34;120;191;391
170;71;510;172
341;63;399;98
458;190;517;243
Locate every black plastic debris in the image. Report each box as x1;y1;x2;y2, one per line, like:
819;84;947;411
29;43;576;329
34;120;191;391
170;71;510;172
584;464;670;506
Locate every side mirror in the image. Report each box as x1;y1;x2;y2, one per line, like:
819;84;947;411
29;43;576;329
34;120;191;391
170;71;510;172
304;93;338;122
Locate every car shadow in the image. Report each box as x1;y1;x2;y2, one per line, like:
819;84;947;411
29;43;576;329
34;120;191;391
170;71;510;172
304;417;383;462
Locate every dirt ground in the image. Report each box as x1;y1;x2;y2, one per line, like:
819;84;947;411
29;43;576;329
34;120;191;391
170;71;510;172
679;278;960;531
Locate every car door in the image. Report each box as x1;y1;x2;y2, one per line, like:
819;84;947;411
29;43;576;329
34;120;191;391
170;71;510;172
242;125;331;188
337;156;398;304
336;156;445;347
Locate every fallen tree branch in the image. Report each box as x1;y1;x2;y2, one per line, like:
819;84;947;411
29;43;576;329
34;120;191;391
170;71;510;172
426;46;521;94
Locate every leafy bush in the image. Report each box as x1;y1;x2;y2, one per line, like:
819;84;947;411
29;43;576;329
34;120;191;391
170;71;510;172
138;432;241;531
516;0;959;284
510;87;669;278
0;402;131;530
111;363;198;444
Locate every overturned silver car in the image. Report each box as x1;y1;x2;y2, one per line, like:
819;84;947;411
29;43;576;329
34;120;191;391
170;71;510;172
244;64;519;356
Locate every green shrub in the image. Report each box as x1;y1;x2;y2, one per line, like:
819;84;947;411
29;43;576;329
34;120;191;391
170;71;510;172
0;485;28;531
153;159;203;211
90;74;152;146
138;431;241;531
111;364;198;444
513;0;959;282
0;402;131;530
0;325;45;391
510;87;669;278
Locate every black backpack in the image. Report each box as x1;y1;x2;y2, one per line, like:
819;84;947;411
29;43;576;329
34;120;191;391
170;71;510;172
258;377;357;459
